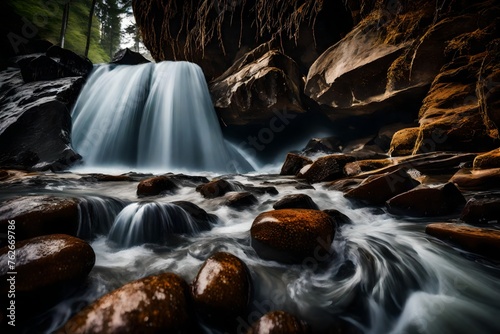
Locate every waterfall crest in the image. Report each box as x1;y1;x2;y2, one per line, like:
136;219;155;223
71;61;253;173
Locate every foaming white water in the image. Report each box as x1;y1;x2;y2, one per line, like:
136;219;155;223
71;62;254;173
18;174;500;333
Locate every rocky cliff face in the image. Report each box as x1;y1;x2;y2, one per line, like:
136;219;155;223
133;0;500;154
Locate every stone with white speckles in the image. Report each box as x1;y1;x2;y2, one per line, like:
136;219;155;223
191;252;252;327
58;273;193;334
247;311;311;334
251;209;335;263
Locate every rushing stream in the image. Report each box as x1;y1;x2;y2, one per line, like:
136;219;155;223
4;171;500;333
7;59;499;333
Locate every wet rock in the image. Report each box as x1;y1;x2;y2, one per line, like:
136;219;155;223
224;192;258;210
172;201;218;229
386;183;466;217
273;194;319;210
303;155;356;183
167;174;210;187
112;48;150;65
0;234;94;315
16;46;93;82
191;252;252;325
251;209;335;263
450;168;500;190
344;168;420;206
473;148;500;169
83;173;133;182
323;209;352;226
0;196;79;246
244;185;279;196
460;197;500;225
0;68;83;170
280;153;313;176
325;178;364;192
426;223;500;260
108;202;212;247
344;159;394;177
210;46;305;126
0;234;94;293
60;273;192;334
136;175;178;197
303;136;342;154
396;152;476;175
247;311;311;334
389;127;420;157
196;179;235;199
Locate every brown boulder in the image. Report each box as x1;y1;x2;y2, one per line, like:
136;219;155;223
224;192;258;210
426;223;500;259
60;273;192;334
386;183;466;217
460;197;500;225
0;196;79;245
210;47;305;126
251;209;335;263
247;311;311;334
196;179;235;198
0;234;94;294
136;175;178;197
344;159;394;177
450;168;500;190
414;53;499;154
473;148;500;169
303;154;355;183
191;252;252;325
280;153;313;176
388;127;420;157
0;234;94;317
273;194;319;210
344;168;419;206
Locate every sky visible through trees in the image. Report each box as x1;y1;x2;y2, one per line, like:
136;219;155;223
8;0;143;63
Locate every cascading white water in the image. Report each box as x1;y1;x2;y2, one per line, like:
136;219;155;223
71;61;254;173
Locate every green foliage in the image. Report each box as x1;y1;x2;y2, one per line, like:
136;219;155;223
8;0;111;63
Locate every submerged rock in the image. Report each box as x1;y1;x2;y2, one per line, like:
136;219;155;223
386;183;466;217
251;209;335;263
247;311;311;334
60;273;193;334
191;252;252;326
344;168;419;206
280;153;313;176
136;175;178;197
0;196;79;245
426;223;500;260
273;194;319;210
108;202;213;247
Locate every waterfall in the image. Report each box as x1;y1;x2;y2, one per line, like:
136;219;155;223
71;61;254;173
107;202;213;247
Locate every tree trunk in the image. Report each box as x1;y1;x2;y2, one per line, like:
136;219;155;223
60;1;71;48
85;0;98;57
